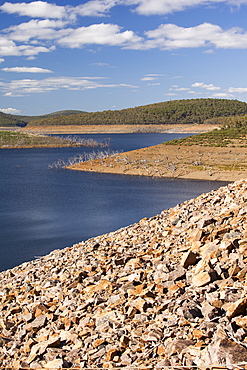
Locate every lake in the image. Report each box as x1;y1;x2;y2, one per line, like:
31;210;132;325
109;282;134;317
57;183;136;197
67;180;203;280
0;133;229;272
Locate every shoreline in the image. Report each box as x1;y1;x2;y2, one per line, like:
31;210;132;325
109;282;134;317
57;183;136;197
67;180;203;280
21;123;219;134
67;143;247;182
5;124;247;181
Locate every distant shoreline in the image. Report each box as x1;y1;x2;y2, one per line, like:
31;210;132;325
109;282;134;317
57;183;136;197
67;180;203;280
21;123;219;134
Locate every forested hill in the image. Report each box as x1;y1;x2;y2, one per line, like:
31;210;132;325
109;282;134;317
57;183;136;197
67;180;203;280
0;110;84;127
22;98;247;126
1;99;247;127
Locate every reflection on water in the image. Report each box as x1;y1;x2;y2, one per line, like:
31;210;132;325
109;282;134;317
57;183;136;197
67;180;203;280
0;133;229;271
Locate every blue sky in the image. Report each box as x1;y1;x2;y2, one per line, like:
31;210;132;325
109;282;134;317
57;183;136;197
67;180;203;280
1;0;247;115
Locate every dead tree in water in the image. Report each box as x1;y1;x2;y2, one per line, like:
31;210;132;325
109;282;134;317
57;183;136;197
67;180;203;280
65;136;111;148
48;150;120;170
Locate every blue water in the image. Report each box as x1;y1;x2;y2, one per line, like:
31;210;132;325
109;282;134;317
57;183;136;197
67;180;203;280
0;133;229;272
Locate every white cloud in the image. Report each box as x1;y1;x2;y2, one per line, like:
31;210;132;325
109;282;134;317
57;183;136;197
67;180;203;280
4;92;24;97
141;76;158;81
2;67;52;73
228;87;247;93
4;19;69;43
0;34;54;57
75;0;118;17
0;37;20;56
57;23;142;48
144;73;164;76
126;0;247;16
170;87;190;91
91;62;111;66
166;81;247;99
0;1;70;19
0;107;21;114
0;76;139;96
203;49;215;53
126;0;198;15
0;0;120;19
144;23;210;49
141;73;164;82
211;92;234;97
0;58;4;63
1;1;247;59
1;0;247;21
192;82;221;90
2;18;247;57
143;22;247;50
19;44;53;57
2;20;144;57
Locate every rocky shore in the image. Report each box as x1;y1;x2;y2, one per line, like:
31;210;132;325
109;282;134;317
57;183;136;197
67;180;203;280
1;179;247;369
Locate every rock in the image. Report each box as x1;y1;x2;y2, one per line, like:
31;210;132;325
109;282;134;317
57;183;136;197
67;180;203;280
182;306;203;321
192;271;212;287
120;353;132;365
24;315;47;331
235;316;247;329
131;297;149;312
43;359;64;369
105;348;120;361
201;301;221;321
198;217;215;228
181;250;198;268
155;358;171;368
196;333;247;367
119;335;130;348
165;339;194;355
189;228;203;242
169;265;186;281
224;297;247;319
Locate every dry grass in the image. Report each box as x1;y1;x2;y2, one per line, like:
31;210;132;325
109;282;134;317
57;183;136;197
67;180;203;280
68;143;247;182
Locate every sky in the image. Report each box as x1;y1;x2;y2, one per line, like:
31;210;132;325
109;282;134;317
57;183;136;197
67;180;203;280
1;1;247;115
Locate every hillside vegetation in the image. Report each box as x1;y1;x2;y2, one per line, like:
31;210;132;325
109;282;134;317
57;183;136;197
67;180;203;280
0;110;84;127
165;114;247;147
27;98;247;126
0;131;82;148
0;130;110;148
1;99;247;127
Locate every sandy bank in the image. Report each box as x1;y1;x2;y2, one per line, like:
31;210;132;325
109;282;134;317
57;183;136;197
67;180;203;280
68;143;247;182
22;123;219;134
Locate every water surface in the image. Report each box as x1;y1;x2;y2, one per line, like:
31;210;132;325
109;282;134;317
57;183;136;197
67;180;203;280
0;133;228;271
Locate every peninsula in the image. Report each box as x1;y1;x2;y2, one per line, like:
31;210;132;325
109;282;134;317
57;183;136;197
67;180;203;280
67;119;247;182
